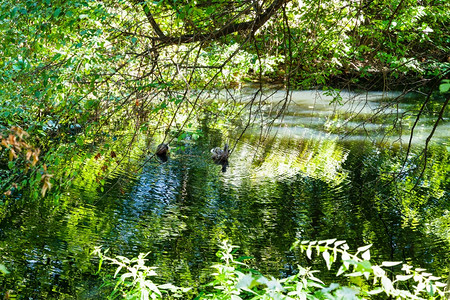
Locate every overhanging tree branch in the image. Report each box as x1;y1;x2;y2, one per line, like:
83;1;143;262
139;0;290;44
137;0;166;38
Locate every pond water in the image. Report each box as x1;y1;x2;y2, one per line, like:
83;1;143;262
1;89;449;298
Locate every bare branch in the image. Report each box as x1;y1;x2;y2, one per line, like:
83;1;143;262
411;94;449;190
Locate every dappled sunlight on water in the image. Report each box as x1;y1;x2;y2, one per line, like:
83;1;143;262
226;89;449;145
224;137;349;184
0;89;448;297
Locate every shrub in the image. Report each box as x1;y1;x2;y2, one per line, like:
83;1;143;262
95;239;448;299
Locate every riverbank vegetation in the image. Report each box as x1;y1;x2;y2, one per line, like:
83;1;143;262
93;240;447;299
1;0;449;199
0;0;449;298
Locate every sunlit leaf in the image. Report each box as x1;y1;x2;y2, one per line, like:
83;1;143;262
357;244;372;252
322;250;332;270
415;268;427;272
334;241;346;247
236;273;256;289
395;275;413;281
361;250;370;261
382;261;402;267
335;286;360;299
0;264;9;275
158;283;178;290
367;288;383;295
114;265;123;278
428;276;441;281
321;283;339;293
306;245;312;259
345;271;363;277
120;272;134;281
381;276;393;292
439;81;450;93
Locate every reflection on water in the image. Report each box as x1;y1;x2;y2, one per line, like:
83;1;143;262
216;89;449;146
0;89;449;298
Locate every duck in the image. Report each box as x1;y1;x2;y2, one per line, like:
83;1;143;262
156;143;169;162
211;144;230;164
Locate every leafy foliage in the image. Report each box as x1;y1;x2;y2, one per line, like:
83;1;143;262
93;247;190;299
1;0;448;201
0;0;449;296
95;240;447;299
0;126;52;198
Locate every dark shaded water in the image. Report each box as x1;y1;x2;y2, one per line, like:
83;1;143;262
1;90;449;298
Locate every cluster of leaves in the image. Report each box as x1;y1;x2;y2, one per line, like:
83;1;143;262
93;247;190;299
293;240;447;299
269;0;449;88
95;239;448;299
0;0;183;202
0;126;52;199
0;0;114;202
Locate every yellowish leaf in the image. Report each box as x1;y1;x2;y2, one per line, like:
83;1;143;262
26;149;33;160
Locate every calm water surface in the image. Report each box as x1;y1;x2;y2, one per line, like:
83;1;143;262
1;89;449;298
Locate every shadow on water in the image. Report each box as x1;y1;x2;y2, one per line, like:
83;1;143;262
0;89;449;298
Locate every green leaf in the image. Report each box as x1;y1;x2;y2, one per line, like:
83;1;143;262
12;64;22;71
174;97;183;105
53;8;61;17
76;137;84;146
439;82;450;93
0;264;9;275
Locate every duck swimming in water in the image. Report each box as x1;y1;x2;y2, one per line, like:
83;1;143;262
211;144;229;162
211;144;230;172
156;143;169;162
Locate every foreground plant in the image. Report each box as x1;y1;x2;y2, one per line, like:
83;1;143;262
291;239;447;299
95;240;448;299
93;247;189;299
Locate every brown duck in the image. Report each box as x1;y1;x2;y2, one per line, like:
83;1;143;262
211;144;230;172
156;143;169;162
